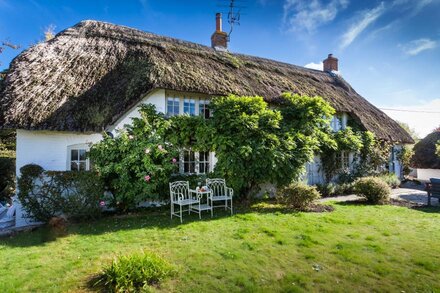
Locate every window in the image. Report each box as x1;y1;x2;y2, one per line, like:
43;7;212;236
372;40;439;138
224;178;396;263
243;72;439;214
183;150;196;173
331;115;342;132
167;97;180;116
181;150;211;174
341;151;350;169
199;99;211;119
198;151;210;174
183;98;196;116
335;151;350;170
70;149;88;171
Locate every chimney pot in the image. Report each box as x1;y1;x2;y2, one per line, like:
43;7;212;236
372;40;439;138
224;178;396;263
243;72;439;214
211;13;228;51
216;13;222;31
323;53;338;72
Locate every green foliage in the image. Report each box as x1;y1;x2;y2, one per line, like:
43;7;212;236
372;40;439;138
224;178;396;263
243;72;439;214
354;177;391;204
377;173;401;189
17;164;104;221
210;93;334;197
397;145;414;176
397;121;419;140
276;182;321;210
95;251;175;292
89;104;179;209
316;182;354;197
0;157;15;202
0;130;16;201
436;140;440;157
321;127;392;183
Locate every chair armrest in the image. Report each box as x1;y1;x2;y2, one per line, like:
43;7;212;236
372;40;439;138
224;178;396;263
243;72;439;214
227;187;234;197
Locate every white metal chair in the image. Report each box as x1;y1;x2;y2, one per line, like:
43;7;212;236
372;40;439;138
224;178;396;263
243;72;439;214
206;178;233;215
169;181;199;223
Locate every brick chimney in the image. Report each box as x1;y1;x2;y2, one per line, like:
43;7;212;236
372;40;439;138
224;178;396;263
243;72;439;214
211;13;228;51
323;54;338;72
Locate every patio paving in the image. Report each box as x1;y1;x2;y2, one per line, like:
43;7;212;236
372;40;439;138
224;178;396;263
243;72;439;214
319;187;440;206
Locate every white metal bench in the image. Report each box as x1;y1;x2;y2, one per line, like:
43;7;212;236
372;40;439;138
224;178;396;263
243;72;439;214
170;181;212;222
206;178;233;215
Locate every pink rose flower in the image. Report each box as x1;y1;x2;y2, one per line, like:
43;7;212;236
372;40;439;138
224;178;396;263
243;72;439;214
145;148;151;154
99;201;106;206
128;135;134;140
158;145;164;151
144;175;151;182
172;158;177;164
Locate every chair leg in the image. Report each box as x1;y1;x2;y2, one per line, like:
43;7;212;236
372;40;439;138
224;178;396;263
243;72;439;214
171;203;173;219
180;205;183;223
230;199;233;215
199;203;201;219
225;199;227;210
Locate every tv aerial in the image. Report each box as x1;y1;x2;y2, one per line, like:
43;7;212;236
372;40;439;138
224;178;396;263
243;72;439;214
217;0;247;38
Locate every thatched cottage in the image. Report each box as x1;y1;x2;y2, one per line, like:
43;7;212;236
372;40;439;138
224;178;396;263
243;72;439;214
411;130;440;180
0;17;413;183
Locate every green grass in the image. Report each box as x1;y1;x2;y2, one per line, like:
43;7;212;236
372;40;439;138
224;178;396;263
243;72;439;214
1;202;440;292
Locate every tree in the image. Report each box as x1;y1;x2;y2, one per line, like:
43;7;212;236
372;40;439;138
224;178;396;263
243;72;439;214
436;140;440;157
209;94;335;197
397;121;419;141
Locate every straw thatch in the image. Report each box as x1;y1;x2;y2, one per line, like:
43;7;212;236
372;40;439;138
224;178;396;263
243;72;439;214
411;131;440;169
0;20;413;143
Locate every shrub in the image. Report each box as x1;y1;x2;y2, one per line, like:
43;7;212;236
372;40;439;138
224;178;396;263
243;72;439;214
89;104;179;209
354;177;391;204
0;157;15;202
276;182;321;210
315;183;336;197
17;164;105;221
377;173;401;189
95;251;175;292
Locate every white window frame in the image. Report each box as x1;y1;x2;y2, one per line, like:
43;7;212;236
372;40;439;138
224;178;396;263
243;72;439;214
199;99;211;119
166;96;180;116
67;144;90;171
179;149;212;175
165;92;211;119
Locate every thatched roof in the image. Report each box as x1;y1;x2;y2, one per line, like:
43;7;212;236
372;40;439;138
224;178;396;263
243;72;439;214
411;131;440;169
0;20;413;143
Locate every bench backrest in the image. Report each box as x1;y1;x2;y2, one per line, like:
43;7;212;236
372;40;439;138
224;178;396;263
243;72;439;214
206;178;227;197
429;178;440;196
169;181;190;202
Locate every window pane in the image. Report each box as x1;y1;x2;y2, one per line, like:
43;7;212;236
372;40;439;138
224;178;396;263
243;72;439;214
190;150;195;161
184;150;190;162
71;149;78;160
199;163;205;174
189;162;195;173
79;149;87;161
71;161;78;171
184;162;189;173
79;161;86;171
184;98;196;116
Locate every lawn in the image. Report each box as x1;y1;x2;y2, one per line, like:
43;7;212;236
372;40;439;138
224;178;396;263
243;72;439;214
1;201;440;292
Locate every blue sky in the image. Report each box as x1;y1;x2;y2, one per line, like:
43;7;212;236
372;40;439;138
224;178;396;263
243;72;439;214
0;0;439;137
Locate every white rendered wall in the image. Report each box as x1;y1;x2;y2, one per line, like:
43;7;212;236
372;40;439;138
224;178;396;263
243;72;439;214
15;89;167;175
16;130;102;175
417;169;440;181
108;89;166;134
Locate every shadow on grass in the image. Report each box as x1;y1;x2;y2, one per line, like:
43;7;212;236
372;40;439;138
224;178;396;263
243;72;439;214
1;200;319;247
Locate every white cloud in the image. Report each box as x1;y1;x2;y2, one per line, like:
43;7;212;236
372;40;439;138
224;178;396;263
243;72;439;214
283;0;349;33
340;2;386;49
392;0;435;15
380;99;440;138
304;62;323;70
400;38;437;56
